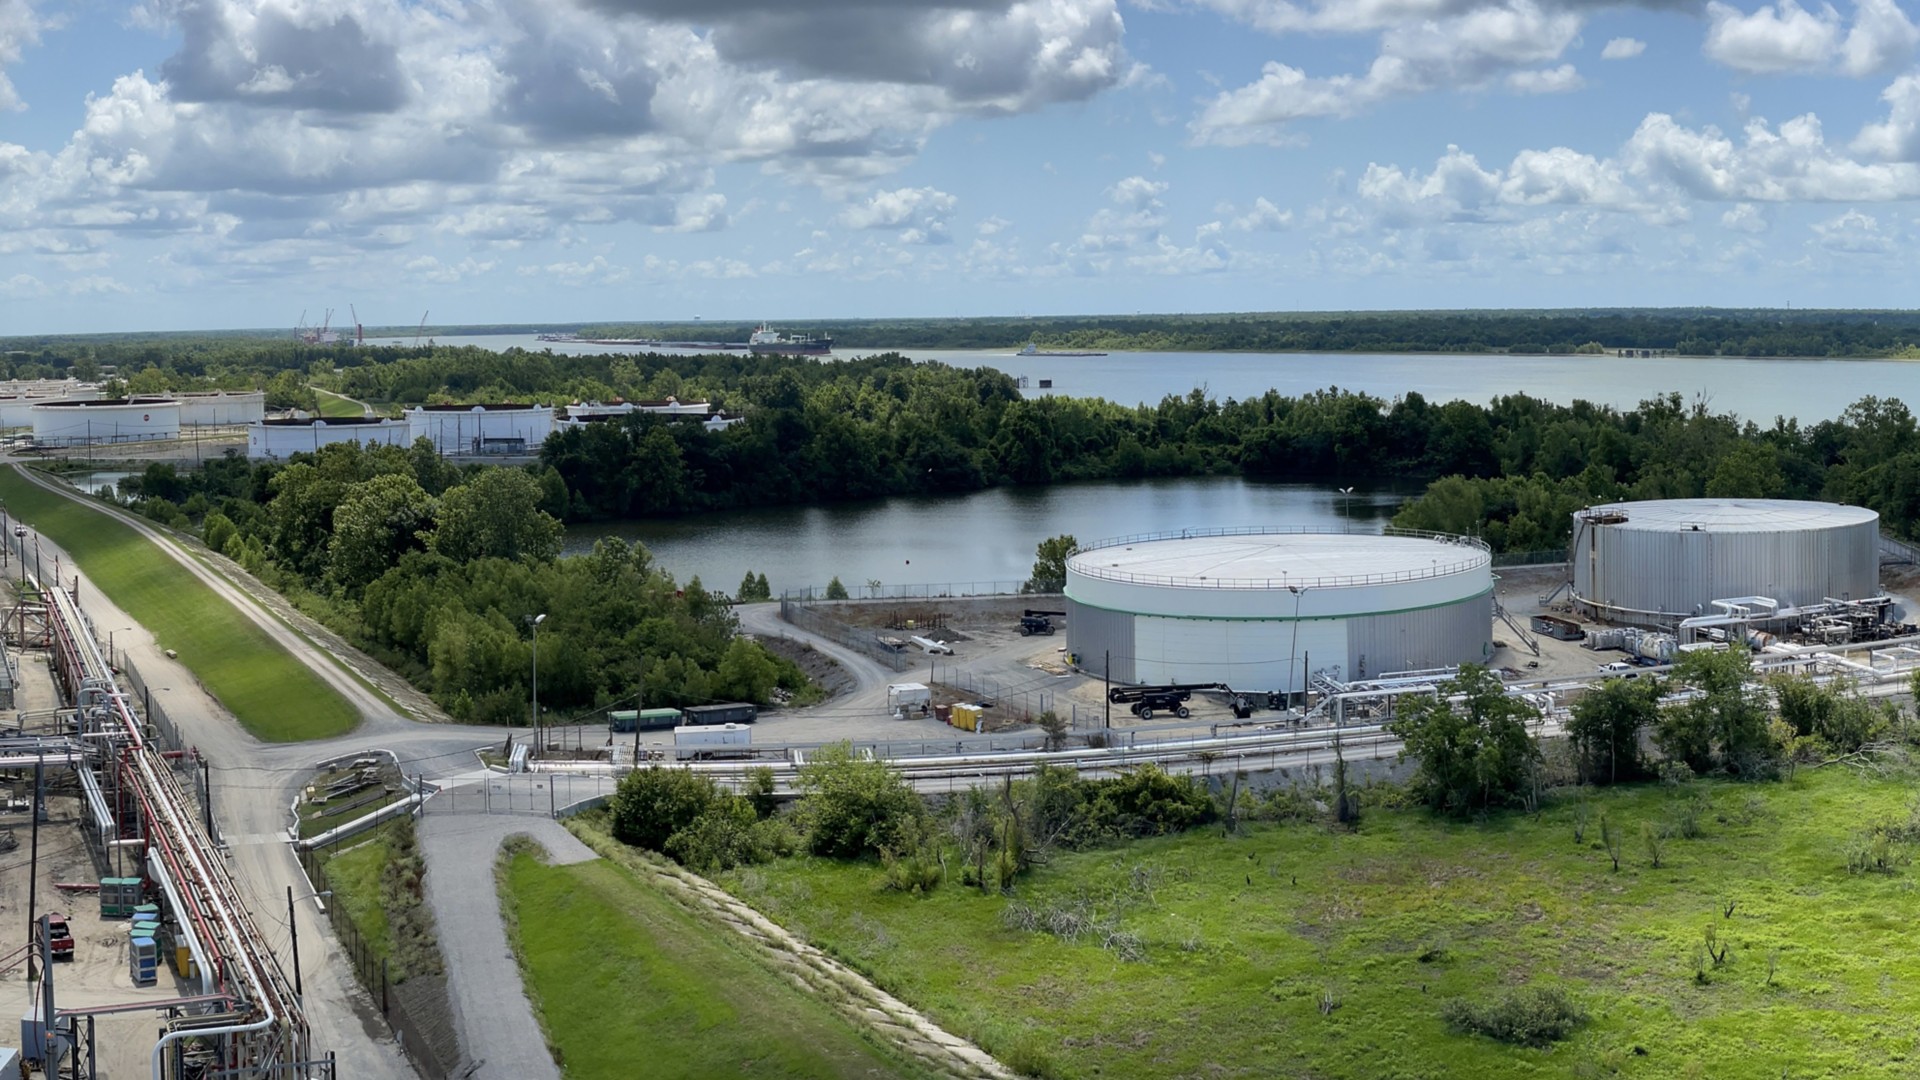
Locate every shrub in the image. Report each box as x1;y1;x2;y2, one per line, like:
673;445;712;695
797;742;925;858
664;796;768;874
609;767;720;852
1441;985;1587;1047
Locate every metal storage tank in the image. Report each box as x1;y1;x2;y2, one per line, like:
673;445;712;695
177;391;266;426
30;398;179;446
1570;498;1880;624
1064;528;1494;692
246;417;414;460
408;404;555;455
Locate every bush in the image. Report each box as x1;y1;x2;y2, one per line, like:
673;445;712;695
1441;985;1587;1047
609;767;720;852
664;796;767;874
797;742;925;858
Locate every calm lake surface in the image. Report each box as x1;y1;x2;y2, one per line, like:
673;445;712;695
561;477;1415;596
357;333;1913;588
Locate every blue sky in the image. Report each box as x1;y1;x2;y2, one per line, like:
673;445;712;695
5;0;1920;333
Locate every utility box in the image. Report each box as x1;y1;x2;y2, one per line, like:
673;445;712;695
0;1045;21;1080
684;702;757;726
100;878;142;918
673;724;752;760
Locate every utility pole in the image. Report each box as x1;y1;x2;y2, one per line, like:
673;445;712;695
1103;650;1110;730
287;886;302;998
641;641;656;760
528;613;547;753
26;759;41;983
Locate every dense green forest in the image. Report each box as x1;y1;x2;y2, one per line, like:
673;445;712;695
16;307;1920;360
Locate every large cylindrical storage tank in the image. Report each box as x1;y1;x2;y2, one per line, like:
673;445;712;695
246;417;414;460
1571;499;1879;623
178;391;266;426
31;399;179;445
1064;529;1494;692
408;404;554;454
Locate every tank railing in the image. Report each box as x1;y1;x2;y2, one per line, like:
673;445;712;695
1068;526;1490;591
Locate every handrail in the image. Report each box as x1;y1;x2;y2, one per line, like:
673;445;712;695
1068;526;1490;590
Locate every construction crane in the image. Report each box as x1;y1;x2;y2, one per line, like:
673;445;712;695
413;310;429;347
350;304;364;347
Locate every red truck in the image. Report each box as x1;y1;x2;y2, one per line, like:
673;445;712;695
44;914;74;961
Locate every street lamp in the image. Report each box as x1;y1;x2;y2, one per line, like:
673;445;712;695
107;625;132;669
286;886;333;998
528;614;547;748
1286;585;1308;711
1338;487;1354;532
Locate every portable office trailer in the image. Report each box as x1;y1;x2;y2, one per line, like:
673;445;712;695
672;723;752;760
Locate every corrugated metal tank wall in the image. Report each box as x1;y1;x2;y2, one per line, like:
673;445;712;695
1064;598;1137;684
1574;514;1880;618
1346;593;1494;680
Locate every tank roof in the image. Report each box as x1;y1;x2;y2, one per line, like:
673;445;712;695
1581;498;1876;533
415;403;543;412
1067;528;1489;590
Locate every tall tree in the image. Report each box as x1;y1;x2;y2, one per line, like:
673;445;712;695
1390;664;1540;814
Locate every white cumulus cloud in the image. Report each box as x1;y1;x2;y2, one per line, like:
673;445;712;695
1601;37;1646;60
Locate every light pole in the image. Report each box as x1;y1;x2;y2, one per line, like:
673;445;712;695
107;626;131;669
286;886;332;998
1286;585;1308;711
1338;487;1354;532
528;613;547;749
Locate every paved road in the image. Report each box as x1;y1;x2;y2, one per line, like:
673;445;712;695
418;815;595;1080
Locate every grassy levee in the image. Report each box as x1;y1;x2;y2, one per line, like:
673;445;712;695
497;846;925;1079
0;467;358;741
313;390;368;418
718;769;1920;1080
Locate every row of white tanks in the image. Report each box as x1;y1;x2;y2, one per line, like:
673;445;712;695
1584;625;1783;660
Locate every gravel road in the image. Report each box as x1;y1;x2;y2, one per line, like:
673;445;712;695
418;815;596;1080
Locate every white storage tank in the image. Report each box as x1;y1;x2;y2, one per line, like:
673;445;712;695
1064;528;1494;693
246;417;414;460
408;404;554;455
1571;499;1879;624
30;398;179;446
177;391;266;426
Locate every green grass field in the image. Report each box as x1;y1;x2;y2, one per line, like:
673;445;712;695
498;847;925;1079
717;768;1920;1080
321;832;393;963
0;467;358;741
313;390;368;418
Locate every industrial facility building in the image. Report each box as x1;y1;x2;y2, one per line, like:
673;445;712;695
30;398;179;446
406;403;554;455
1064;528;1494;693
246;417;414;459
177;391;266;426
1570;498;1880;625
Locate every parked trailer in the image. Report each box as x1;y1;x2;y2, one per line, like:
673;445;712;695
610;708;682;733
887;683;932;714
1106;682;1229;720
684;702;757;725
672;723;752;761
1531;614;1584;641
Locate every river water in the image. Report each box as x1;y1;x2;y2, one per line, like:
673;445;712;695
351;333;1916;589
375;333;1918;423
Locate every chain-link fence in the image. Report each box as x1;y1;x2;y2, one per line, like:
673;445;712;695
778;597;911;671
783;580;1030;601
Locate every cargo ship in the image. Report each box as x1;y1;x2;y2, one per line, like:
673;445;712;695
1017;342;1106;357
749;324;833;356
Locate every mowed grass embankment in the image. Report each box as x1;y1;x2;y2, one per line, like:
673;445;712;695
0;467;358;740
497;845;926;1080
313;390;369;418
717;768;1920;1080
